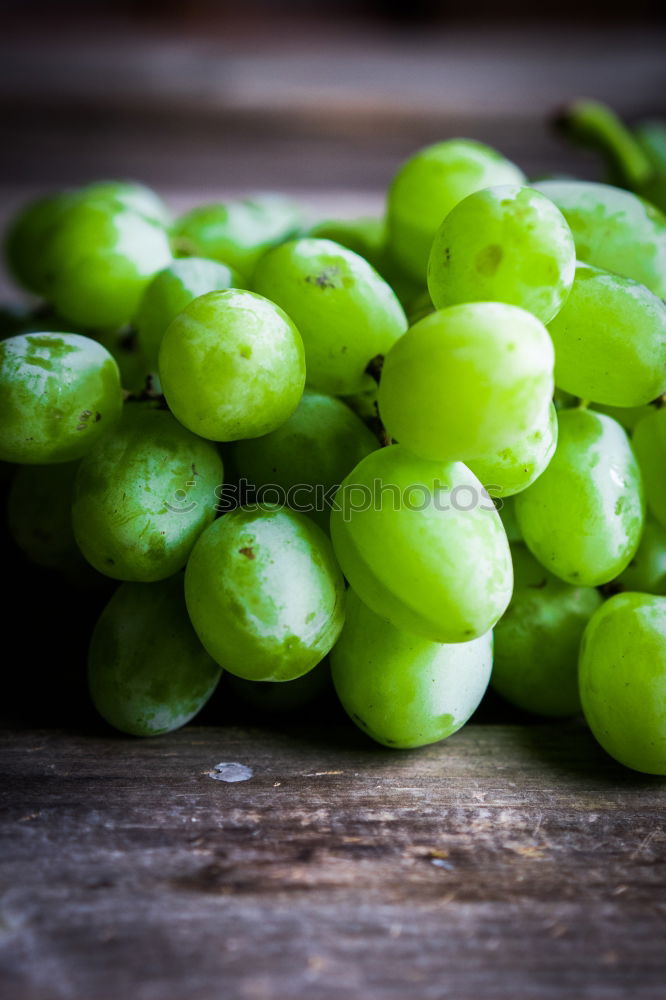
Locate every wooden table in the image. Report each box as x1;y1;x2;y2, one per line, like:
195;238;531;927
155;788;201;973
2;723;665;999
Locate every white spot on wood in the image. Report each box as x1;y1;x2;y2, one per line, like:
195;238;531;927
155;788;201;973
208;762;253;783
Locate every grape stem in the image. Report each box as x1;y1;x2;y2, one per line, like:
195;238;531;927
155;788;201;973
554;100;653;189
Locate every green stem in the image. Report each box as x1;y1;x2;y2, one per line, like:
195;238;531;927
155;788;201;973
635;121;666;174
556;100;653;189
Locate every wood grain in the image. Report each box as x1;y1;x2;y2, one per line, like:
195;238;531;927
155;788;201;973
0;26;665;192
2;723;665;999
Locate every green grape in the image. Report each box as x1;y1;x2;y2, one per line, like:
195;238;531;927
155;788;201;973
579;592;666;774
377;303;554;462
172;195;303;276
231;391;378;531
616;518;666;595
226;660;331;714
81;180;171;227
7;462;90;577
331;588;492;749
468;402;558;499
497;496;522;543
548;263;666;407
41;198;172;328
88;575;222;736
4;191;76;294
515;408;644;586
159;289;305;441
72;407;223;581
5;184;170;299
632;407;666;528
0;332;122;464
185;505;345;681
252;237;407;396
534;180;666;298
330;445;512;642
308;217;386;271
387;139;526;282
135;257;243;367
428;185;575;324
592;401;654;432
492;544;602;717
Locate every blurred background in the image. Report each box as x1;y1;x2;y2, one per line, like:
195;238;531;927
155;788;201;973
1;0;665;224
1;0;665;726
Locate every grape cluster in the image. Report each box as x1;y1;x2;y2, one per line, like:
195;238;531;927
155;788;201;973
2;145;665;774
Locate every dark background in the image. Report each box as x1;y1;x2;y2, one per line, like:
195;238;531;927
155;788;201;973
0;1;665;203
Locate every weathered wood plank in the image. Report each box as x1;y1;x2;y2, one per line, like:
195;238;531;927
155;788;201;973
1;25;664;193
2;27;665;118
1;724;665;999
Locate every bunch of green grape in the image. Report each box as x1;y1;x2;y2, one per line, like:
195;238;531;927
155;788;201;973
3;128;666;775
